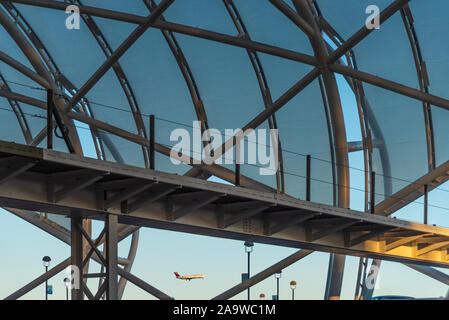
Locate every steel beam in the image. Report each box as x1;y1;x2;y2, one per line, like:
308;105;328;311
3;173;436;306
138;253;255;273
0;142;446;267
359;259;382;300
0;5;82;154
143;0;210;139
212;250;313;300
268;0;316;38
0;73;32;144
5;208;70;243
417;242;449;257
3;258;71;300
69;0;175;109
106;214;118;300
67;111;274;192
376;158;449;216
327;0;410;64
53;175;105;203
223;0;286;192
104;183;155;210
385;234;429;252
347;227;393;248
1;1;104;158
67;0;149;167
0;159;36;184
265;213;315;236
308;221;356;242
5;0;318;68
0;89;46;109
0;50;50;88
117;228;139;299
82;228;106;267
71;216;84;300
219;203;273;229
330;63;449;112
208;68;320;162
404;264;449;286
170;192;223;221
116;267;173;300
292;0;349;301
400;5;435;171
128;184;178;214
5;208;133;267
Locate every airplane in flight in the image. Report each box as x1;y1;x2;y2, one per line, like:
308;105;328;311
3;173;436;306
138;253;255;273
174;272;205;281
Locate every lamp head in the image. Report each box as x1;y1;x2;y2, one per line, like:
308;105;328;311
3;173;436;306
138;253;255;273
244;241;254;253
290;280;297;289
42;256;51;267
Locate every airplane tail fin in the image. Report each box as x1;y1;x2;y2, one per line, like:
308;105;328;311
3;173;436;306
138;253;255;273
174;272;180;278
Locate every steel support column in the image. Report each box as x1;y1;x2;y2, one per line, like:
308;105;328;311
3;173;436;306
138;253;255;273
359;259;381;300
71;216;84;300
292;0;349;300
106;214;118;300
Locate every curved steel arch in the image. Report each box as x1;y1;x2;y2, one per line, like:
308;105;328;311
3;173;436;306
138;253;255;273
0;1;142;298
0;4;83;153
310;0;399;300
142;0;210;132
313;0;433;300
0;72;32;144
223;0;286;193
0;1;117;160
288;0;350;300
69;0;150;167
400;4;435;172
0;1;135;171
313;3;392;208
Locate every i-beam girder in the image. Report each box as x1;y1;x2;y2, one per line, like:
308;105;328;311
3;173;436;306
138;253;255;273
1;141;449;270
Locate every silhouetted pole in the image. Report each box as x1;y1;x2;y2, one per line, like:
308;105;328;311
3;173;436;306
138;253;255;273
244;241;254;300
275;271;282;300
290;280;297;300
42;256;51;300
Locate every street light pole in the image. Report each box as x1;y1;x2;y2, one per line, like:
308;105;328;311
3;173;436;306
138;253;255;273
275;270;282;300
290;281;297;300
64;277;70;300
42;256;51;300
244;241;254;300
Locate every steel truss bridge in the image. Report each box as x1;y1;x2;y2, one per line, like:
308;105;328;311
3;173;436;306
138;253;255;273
1;0;449;300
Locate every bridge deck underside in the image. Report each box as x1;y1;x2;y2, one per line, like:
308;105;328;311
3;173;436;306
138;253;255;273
1;141;449;268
